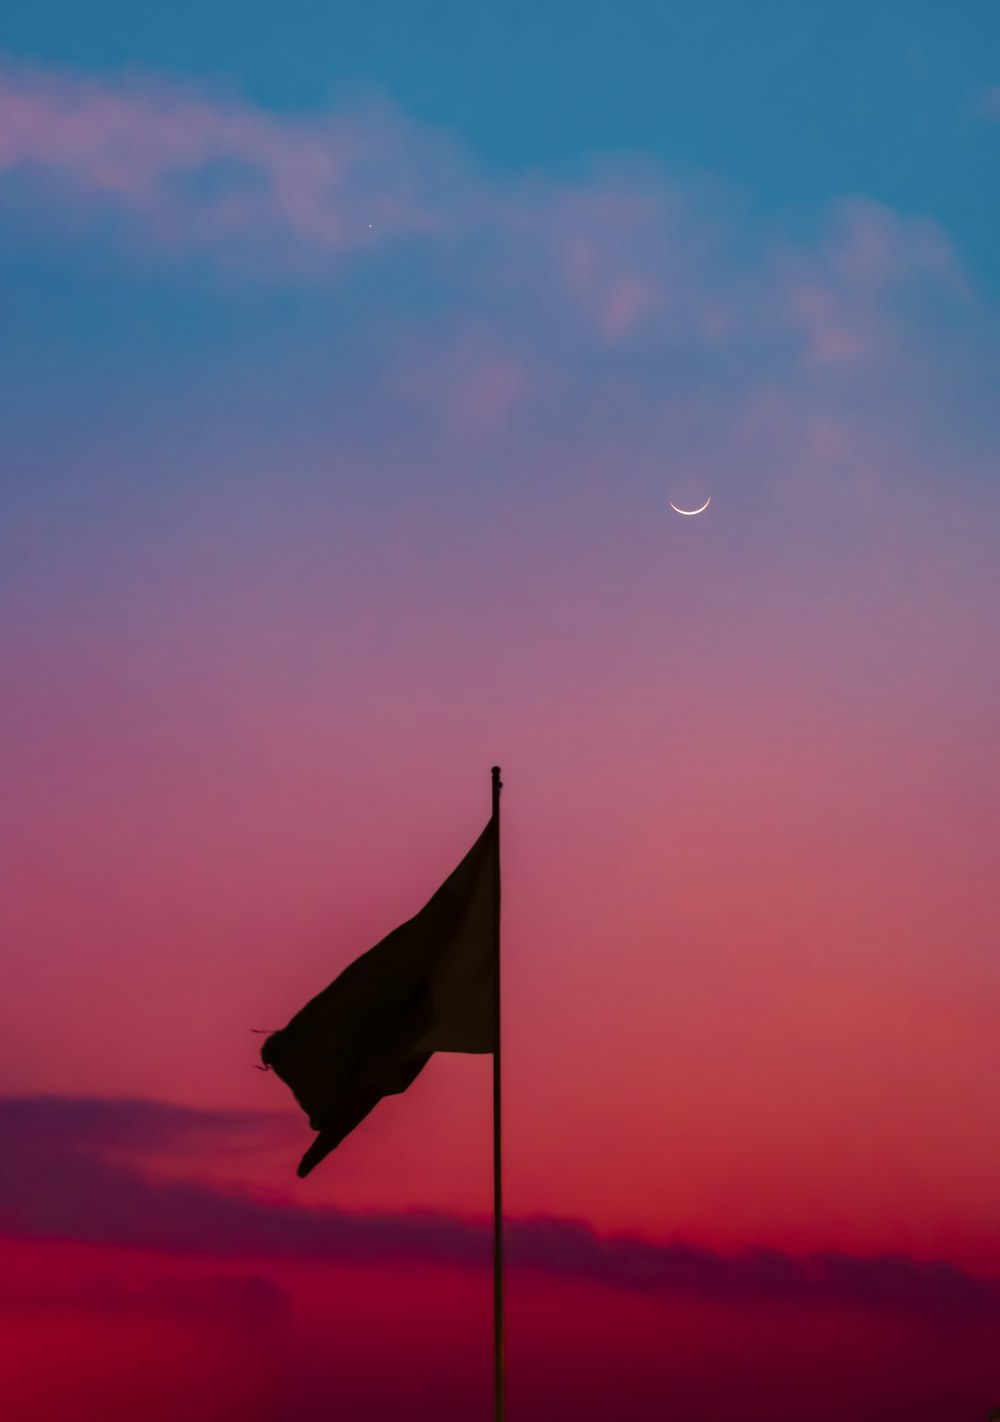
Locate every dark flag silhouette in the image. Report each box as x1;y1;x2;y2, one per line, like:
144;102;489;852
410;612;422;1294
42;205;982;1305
261;816;499;1177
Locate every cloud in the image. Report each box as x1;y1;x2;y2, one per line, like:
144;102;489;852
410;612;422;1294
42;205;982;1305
977;87;1000;121
0;1248;289;1324
0;60;451;262
390;329;536;436
1;1095;998;1320
0;55;965;375
0;1092;287;1153
0;58;689;353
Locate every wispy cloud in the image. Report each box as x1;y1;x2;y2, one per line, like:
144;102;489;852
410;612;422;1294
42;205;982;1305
0;61;450;260
0;56;964;373
977;86;1000;120
2;1095;997;1320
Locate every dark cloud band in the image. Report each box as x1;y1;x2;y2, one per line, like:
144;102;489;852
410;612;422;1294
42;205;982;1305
0;1094;995;1320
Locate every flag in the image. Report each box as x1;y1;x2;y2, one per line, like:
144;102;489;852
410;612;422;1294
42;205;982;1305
261;817;498;1177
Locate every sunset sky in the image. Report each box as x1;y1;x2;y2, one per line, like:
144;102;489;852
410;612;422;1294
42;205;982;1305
2;4;1000;1418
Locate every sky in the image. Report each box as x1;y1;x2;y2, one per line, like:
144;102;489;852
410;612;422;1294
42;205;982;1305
2;4;999;1418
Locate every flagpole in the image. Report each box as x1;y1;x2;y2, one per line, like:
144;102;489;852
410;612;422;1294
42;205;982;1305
491;765;504;1422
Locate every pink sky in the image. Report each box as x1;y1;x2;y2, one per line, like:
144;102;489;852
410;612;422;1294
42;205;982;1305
3;42;999;1422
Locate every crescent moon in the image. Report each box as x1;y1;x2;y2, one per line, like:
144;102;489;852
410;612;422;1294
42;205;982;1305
669;496;711;516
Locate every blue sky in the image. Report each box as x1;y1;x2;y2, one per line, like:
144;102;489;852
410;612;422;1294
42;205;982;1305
1;3;997;446
2;1;997;271
2;3;997;393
